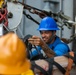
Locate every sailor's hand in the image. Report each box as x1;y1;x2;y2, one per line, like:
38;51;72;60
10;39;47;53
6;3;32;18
28;36;44;46
35;59;49;71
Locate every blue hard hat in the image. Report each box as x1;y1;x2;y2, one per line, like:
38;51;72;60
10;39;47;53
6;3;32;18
37;17;60;31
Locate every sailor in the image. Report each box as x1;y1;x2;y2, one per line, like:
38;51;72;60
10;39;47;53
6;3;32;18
28;17;70;58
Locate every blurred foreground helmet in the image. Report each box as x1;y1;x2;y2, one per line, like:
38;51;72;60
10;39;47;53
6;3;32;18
37;17;59;31
0;32;30;74
0;0;4;8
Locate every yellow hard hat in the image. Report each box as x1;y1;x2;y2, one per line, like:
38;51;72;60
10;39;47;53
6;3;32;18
0;32;30;74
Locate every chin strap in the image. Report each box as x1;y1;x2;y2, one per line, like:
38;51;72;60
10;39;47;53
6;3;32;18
49;31;56;43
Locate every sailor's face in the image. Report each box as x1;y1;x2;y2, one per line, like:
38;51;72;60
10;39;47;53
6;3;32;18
40;30;54;44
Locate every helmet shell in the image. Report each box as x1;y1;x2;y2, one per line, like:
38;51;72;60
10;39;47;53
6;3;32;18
0;33;30;74
38;17;59;31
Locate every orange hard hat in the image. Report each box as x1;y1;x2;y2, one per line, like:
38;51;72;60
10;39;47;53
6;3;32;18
0;32;30;74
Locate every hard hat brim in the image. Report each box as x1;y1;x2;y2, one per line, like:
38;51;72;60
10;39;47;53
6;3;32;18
0;59;30;74
37;28;60;31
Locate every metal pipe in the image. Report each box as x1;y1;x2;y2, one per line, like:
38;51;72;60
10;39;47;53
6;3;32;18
60;0;63;11
59;0;64;38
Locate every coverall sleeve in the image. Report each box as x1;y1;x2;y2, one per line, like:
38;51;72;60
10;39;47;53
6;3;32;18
54;44;69;56
30;46;41;57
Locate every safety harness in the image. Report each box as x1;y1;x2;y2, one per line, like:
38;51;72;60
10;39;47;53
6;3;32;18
64;51;76;75
31;51;76;75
